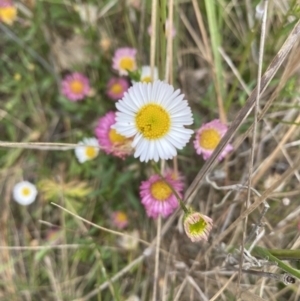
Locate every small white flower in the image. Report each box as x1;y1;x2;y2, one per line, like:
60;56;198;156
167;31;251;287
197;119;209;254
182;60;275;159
75;138;99;163
13;181;38;206
113;80;194;162
133;65;158;84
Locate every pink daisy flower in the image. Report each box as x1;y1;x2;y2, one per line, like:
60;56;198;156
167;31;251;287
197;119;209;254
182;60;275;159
139;173;184;219
112;211;129;229
106;77;129;100
0;0;17;25
164;168;184;182
112;47;137;76
61;72;90;101
95;111;133;159
0;0;13;5
194;119;233;161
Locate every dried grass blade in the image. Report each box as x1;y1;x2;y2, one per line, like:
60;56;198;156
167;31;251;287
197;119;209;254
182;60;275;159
184;19;300;205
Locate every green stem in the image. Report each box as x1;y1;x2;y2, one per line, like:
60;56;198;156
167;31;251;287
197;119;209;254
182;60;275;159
124;4;137;49
252;246;300;280
204;0;225;100
157;0;167;79
152;163;188;214
267;249;300;261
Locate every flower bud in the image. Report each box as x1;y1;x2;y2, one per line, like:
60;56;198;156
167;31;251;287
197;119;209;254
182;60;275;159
183;210;213;242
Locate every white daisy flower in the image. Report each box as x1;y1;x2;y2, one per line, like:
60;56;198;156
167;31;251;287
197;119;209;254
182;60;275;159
75;138;99;163
112;80;194;162
13;181;38;206
133;65;158;84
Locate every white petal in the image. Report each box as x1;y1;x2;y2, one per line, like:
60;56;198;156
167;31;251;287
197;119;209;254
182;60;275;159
132;133;143;148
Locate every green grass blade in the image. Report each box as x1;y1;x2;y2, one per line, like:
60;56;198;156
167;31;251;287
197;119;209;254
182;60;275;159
204;0;225;101
252;246;300;280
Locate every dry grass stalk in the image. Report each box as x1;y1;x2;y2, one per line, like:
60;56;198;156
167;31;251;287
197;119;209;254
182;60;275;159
184;19;300;205
207;154;300;253
233;39;300;151
252;114;300;185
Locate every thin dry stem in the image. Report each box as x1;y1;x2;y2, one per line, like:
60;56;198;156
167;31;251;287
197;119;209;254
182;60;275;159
179;9;205;58
150;0;157;79
239;0;268;292
191;0;226;123
0;179;16;298
0;244;93;250
44;256;63;301
184;19;300;206
50;202;150;247
233;39;300;151
252;114;300;185
209;273;237;301
219;47;251;95
206;155;300;254
165;0;174;83
152;215;162;301
0;141;82;150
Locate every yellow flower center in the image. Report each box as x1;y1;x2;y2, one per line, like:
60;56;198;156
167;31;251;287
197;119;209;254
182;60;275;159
14;73;21;81
119;57;135;72
135;103;171;140
141;76;152;83
85;146;97;159
199;129;221;150
109;128;126;143
70;80;84;94
0;6;17;25
110;83;123;94
116;212;128;223
21;187;30;197
150;180;172;201
188;217;207;235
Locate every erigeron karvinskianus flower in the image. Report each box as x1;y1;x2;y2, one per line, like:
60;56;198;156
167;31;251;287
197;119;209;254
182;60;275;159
112;47;137;76
74;138;99;163
132;65;158;84
194;119;233;161
183;210;213;242
13;181;38;206
95;111;133;159
113;81;194;162
106;77;129;100
139;173;184;219
0;0;17;25
164;168;184;182
61;72;90;101
112;211;129;229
